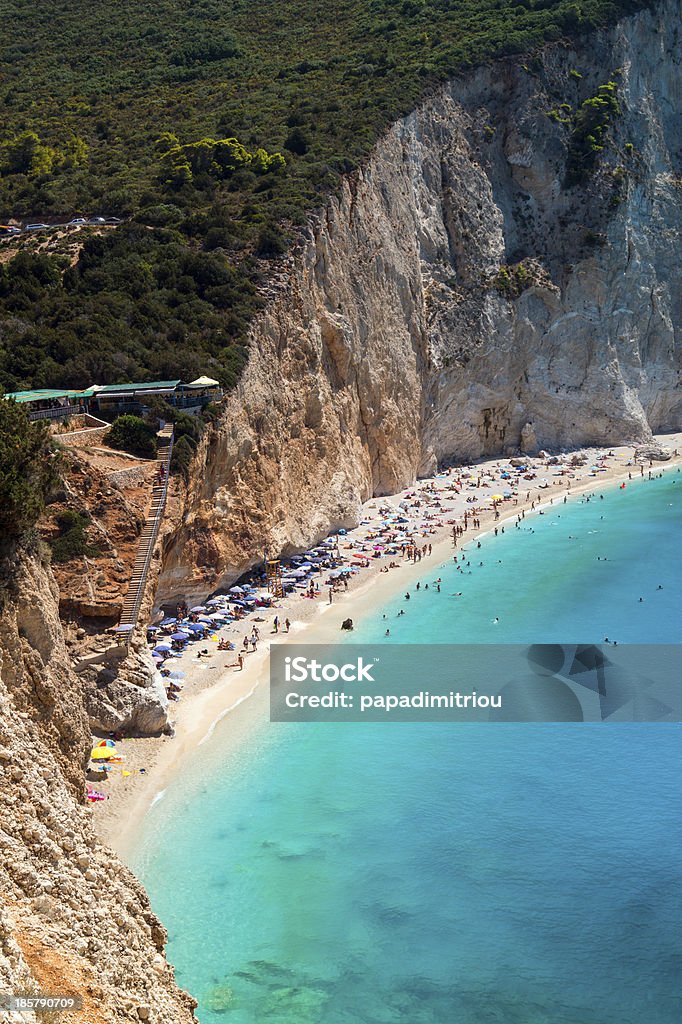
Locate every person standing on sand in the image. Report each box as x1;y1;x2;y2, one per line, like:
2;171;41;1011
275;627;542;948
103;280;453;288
273;616;279;633
237;653;244;671
328;588;333;604
285;618;290;632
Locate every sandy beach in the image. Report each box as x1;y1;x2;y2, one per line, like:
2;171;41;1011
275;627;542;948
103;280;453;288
92;433;682;856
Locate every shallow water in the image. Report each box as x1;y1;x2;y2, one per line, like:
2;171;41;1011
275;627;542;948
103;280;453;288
130;473;682;1023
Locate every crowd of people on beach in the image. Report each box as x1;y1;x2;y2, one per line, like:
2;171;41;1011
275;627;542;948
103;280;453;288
87;443;677;806
141;446;652;689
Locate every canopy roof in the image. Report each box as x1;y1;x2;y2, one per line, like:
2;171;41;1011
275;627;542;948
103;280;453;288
92;380;181;396
5;388;94;403
185;376;220;388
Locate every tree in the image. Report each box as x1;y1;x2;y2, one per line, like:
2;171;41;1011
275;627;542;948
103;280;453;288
0;393;60;548
284;127;309;155
104;414;158;458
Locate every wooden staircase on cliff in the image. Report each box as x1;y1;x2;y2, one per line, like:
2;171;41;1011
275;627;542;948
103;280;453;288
117;425;174;643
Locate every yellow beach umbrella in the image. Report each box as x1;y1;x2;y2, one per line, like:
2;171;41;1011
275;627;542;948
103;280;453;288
91;747;117;760
491;494;504;502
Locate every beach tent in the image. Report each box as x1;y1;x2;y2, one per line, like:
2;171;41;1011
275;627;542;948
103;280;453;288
91;746;117;760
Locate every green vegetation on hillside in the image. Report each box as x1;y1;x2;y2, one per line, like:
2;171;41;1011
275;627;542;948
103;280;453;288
50;509;100;563
104;415;158;458
0;392;60;548
565;79;621;183
0;0;650;392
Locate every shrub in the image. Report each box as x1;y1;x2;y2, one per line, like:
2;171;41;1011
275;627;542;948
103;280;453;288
491;261;537;299
104;414;158;458
565;80;621;185
50;509;99;563
170;434;197;479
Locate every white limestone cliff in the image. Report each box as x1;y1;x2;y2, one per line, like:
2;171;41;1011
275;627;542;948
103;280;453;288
159;0;681;600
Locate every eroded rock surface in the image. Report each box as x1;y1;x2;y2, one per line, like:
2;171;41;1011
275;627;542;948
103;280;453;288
0;550;194;1023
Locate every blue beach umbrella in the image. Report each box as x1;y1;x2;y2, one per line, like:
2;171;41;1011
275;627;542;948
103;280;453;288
154;643;172;653
187;622;206;632
171;631;190;641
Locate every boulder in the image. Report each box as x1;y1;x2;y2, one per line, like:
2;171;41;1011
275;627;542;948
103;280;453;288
634;443;671;462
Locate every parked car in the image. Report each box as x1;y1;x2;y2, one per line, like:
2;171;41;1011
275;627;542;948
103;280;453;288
68;217;87;225
25;223;50;231
0;225;21;236
105;216;122;224
88;216;106;224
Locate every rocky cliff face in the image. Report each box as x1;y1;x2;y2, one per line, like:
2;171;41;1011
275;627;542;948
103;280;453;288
159;0;680;600
0;548;194;1023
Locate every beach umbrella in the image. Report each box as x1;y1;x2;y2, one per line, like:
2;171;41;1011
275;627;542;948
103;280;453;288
197;615;213;623
491;494;504;502
187;623;205;632
190;605;206;613
170;631;190;641
91;746;117;760
154;642;172;653
206;598;222;605
229;586;244;594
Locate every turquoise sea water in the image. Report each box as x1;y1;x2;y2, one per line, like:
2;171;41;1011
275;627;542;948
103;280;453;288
130;473;682;1023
